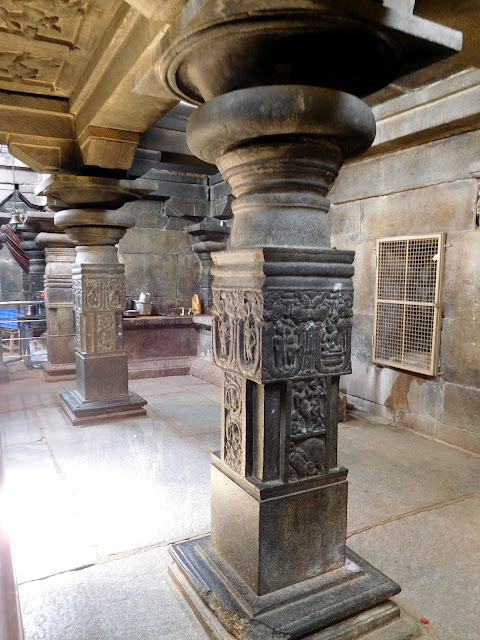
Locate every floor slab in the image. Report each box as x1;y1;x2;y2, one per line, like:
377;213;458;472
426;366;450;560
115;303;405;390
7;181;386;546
0;373;478;640
19;546;210;640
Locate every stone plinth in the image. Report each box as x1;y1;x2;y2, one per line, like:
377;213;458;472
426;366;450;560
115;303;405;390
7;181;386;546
36;232;76;381
159;2;461;638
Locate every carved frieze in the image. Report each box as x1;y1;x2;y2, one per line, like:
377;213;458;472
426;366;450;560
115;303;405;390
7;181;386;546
212;287;353;381
95;312;115;353
223;372;243;474
0;51;62;86
289;379;327;482
73;277;125;312
213;289;262;379
0;1;89;46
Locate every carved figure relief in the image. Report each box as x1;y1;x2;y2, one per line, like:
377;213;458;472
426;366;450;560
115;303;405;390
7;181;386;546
289;378;328;482
289;438;326;482
80;278;125;312
223;372;243;474
0;1;89;44
213;287;353;381
263;290;353;379
96;313;115;353
213;290;262;378
291;378;326;437
0;51;62;84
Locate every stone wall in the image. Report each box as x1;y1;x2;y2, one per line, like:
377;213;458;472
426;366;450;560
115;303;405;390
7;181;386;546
118;199;200;314
330;129;480;455
0;249;23;301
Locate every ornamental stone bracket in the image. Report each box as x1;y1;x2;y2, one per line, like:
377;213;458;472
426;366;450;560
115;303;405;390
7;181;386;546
37;174;156;425
36;232;77;382
156;2;461;640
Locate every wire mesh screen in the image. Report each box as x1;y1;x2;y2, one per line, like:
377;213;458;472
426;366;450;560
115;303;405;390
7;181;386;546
373;234;445;376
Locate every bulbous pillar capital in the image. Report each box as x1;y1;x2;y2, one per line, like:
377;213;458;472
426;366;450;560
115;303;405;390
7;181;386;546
187;85;375;249
54;209;135;247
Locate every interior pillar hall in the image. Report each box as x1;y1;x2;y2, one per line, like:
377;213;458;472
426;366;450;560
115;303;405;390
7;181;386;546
158;2;460;639
36;232;76;382
38;175;154;425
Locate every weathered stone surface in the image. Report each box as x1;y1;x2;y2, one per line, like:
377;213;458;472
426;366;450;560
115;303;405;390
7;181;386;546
360;179;477;238
434;421;480;456
332;131;480;203
329;200;363;243
119;227;192;254
348;494;480;640
170;536;403;640
441;382;480;435
120;199;167;230
19;546;210;640
443;229;480;320
123;253;177;299
441;318;480;388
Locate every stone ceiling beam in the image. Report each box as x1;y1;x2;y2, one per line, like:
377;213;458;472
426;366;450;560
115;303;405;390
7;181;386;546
0;94;77;173
69;4;183;171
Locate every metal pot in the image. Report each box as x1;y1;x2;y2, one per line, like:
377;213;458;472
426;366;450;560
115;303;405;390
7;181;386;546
24;304;37;316
138;291;151;303
134;301;152;315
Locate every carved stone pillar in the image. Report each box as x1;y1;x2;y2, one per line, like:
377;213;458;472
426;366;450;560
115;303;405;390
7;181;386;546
16;221;46;299
38;175;154;425
186;219;230;311
36;232;76;382
158;2;460;639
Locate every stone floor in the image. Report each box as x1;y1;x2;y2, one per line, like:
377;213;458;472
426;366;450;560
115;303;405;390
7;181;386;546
0;365;479;640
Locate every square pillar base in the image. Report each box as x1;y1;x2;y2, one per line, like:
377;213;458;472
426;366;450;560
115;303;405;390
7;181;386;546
60;390;147;426
42;361;76;382
169;535;423;640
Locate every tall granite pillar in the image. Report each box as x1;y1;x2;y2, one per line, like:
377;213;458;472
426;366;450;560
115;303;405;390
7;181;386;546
158;2;461;639
36;233;76;382
37;175;154;425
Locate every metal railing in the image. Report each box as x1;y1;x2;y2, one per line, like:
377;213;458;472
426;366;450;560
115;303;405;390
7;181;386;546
0;300;47;369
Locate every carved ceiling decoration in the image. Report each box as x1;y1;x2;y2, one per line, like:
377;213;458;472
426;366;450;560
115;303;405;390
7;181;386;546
0;0;123;97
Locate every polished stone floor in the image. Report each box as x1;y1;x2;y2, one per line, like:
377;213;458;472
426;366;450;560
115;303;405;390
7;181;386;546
1;365;479;640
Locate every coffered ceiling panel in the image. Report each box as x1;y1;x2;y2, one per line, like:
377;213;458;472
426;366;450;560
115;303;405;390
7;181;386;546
0;0;124;97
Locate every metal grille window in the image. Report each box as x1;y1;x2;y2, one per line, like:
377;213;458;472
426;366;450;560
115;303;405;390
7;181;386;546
373;233;445;376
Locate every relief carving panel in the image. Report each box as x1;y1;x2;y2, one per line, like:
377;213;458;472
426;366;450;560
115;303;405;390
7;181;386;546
96;312;115;353
223;372;244;475
213;290;262;379
0;0;90;46
289;378;327;482
0;51;62;85
212;288;353;381
75;277;125;312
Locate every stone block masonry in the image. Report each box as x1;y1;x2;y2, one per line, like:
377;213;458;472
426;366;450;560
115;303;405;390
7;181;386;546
331;130;480;455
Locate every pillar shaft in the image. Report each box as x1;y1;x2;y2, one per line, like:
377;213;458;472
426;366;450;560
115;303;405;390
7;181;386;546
72;244;128;402
37;233;76;381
